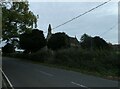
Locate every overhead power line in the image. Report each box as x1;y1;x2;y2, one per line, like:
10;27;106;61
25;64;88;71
100;24;117;36
53;0;111;30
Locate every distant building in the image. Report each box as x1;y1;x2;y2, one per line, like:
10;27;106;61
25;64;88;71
69;36;80;47
46;24;80;48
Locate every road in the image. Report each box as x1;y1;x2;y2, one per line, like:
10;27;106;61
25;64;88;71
2;57;119;88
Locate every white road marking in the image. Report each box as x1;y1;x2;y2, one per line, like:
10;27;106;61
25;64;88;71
38;70;54;77
0;68;14;89
71;81;90;89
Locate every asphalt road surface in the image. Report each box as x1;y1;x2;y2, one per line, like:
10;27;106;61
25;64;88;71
2;57;119;88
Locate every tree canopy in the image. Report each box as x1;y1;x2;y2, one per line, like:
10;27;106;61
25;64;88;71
92;36;110;49
2;1;37;42
47;32;70;50
80;33;110;50
20;29;46;53
80;34;92;49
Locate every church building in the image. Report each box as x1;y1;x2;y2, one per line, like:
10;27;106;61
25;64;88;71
46;24;80;48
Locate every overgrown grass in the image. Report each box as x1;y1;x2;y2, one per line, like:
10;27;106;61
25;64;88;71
54;48;119;77
3;48;120;80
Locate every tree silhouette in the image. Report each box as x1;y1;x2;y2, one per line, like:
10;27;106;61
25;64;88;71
92;36;110;49
80;34;92;49
47;32;70;50
20;29;46;53
80;34;110;50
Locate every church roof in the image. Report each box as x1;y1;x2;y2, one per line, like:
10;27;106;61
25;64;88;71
69;37;79;45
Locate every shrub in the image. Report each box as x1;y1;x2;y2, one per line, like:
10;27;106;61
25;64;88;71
2;43;15;54
28;49;54;63
47;32;70;50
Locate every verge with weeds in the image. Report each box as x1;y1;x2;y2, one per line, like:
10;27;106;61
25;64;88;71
3;48;120;80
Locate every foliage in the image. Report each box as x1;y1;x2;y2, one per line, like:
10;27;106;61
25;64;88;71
2;1;37;41
53;48;119;76
28;49;54;62
19;29;46;53
4;48;119;78
80;34;92;49
2;43;15;53
47;32;70;50
93;36;110;49
80;33;111;50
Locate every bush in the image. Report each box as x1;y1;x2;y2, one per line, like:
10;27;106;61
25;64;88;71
28;50;53;62
53;48;119;75
2;43;15;53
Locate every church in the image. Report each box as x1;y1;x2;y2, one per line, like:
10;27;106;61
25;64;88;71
46;24;80;48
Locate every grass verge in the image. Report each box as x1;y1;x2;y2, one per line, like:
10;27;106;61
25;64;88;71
3;48;120;81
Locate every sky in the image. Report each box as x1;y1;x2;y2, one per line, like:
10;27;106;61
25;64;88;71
29;1;118;44
0;0;118;47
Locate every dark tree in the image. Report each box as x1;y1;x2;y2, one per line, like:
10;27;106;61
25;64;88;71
92;36;110;49
20;29;46;53
2;43;15;53
2;1;37;42
47;32;70;50
80;34;92;49
80;33;110;50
